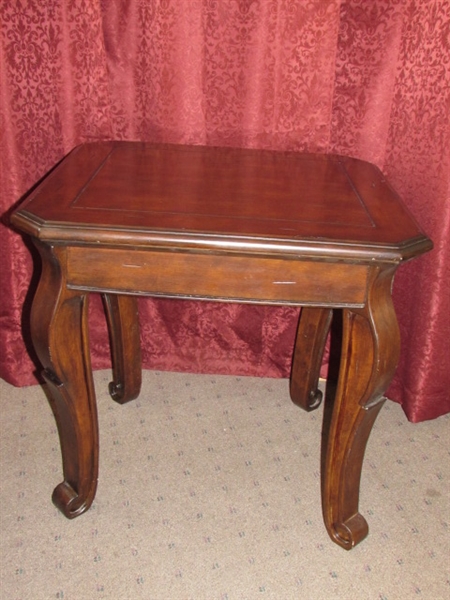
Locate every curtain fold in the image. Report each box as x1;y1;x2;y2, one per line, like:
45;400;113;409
1;0;448;421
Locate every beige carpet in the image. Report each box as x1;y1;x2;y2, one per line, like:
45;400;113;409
1;370;449;600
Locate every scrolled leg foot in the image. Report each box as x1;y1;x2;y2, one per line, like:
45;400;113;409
31;242;99;518
103;294;142;404
330;514;369;550
307;388;323;410
290;307;332;411
108;381;125;402
52;481;90;519
321;267;400;549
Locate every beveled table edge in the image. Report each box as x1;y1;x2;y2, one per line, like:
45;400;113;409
11;210;433;265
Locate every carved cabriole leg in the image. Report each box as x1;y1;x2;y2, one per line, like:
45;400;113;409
321;266;400;549
31;241;98;518
103;294;142;404
290;307;333;411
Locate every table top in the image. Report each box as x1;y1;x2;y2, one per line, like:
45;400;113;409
12;141;432;263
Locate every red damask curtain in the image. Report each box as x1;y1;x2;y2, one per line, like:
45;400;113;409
1;1;449;422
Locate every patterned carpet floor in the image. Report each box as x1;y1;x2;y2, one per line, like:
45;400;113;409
1;370;449;600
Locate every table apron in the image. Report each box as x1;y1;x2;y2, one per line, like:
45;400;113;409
65;246;370;307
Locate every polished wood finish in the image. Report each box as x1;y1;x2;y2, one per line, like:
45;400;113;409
290;307;333;411
103;294;141;404
11;142;432;549
66;246;369;305
321;265;400;548
30;241;99;518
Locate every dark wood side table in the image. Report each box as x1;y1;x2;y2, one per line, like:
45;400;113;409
11;142;432;549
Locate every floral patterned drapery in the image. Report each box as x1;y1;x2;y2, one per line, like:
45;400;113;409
1;1;449;422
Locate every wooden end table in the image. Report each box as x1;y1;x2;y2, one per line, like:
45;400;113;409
11;142;432;549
